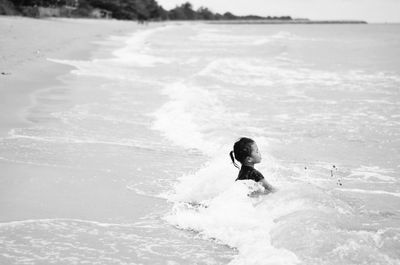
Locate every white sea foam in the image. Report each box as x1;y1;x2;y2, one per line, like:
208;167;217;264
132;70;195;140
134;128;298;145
0;218;139;228
193;30;319;46
196;57;400;97
253;38;272;45
0;217;233;265
346;166;396;182
48;58;143;80
196;58;345;87
269;31;322;42
7;128;153;149
147;41;400;263
270;31;298;40
48;26;174;80
197;58;276;87
165;181;300;265
112;26;175;66
191;32;251;44
149;71;400;264
164;166;377;265
151;82;216;154
336;188;400;198
151;82;241;155
149;74;303;264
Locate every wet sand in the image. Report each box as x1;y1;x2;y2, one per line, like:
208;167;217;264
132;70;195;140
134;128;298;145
0;16;142;137
0;16;167;222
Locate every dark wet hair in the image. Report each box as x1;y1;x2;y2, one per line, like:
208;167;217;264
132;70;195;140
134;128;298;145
229;137;255;169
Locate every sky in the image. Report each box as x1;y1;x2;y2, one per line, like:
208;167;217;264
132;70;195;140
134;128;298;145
156;0;400;23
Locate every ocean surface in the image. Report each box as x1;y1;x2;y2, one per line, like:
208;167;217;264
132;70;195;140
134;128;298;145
1;23;400;265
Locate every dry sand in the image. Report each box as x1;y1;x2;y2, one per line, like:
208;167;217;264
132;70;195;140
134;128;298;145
0;16;144;136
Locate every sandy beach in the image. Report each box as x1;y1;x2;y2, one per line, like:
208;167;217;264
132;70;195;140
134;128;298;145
0;16;179;222
1;17;399;264
0;16;144;137
0;17;238;264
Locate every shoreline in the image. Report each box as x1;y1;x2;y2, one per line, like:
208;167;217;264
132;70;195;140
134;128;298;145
0;16;149;137
0;17;171;223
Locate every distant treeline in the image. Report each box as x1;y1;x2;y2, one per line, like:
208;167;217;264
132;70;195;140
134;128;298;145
167;3;292;21
1;0;293;21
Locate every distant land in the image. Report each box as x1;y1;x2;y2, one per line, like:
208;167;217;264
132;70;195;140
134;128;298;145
0;0;367;24
208;19;368;24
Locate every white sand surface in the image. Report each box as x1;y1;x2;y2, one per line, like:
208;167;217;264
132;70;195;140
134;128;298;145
0;16;170;223
0;16;143;136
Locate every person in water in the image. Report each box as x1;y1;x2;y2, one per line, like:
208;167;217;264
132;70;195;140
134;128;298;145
229;137;276;193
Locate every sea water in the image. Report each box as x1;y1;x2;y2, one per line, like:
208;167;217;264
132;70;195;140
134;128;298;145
1;23;399;264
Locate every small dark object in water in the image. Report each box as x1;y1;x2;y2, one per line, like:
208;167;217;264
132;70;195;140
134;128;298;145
1;72;11;75
337;179;343;186
331;165;338;177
